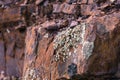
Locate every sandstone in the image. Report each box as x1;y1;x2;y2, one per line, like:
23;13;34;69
80;4;93;16
62;3;76;14
41;21;58;30
57;20;69;28
0;7;21;23
53;4;64;13
6;57;20;77
35;0;44;5
0;0;120;80
88;0;94;4
65;0;77;4
0;40;5;72
27;4;36;14
53;3;77;14
4;32;15;57
79;0;88;4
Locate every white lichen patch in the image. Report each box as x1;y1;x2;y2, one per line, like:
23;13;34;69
82;41;94;60
24;68;41;80
53;23;86;62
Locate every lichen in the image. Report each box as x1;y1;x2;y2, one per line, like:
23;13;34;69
82;41;94;60
53;23;86;62
24;68;41;80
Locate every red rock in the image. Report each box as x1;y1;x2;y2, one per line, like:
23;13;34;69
35;0;44;5
2;30;25;77
23;23;95;79
85;24;96;42
6;57;20;77
41;21;58;30
80;4;93;16
3;32;15;57
35;38;54;79
62;3;76;14
88;0;94;4
0;7;21;23
0;0;120;80
23;12;120;79
53;3;77;14
27;4;36;14
57;20;69;28
79;0;88;4
0;39;5;72
53;4;62;13
65;0;77;4
0;0;12;5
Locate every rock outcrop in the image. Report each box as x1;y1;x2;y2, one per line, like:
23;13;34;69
0;0;120;80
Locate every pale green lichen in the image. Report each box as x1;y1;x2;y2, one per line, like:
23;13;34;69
24;68;41;80
53;23;86;62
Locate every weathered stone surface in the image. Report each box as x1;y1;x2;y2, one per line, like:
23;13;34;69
57;20;69;28
0;35;5;72
0;28;25;78
4;32;15;57
62;3;76;14
0;0;120;80
6;57;20;77
80;4;93;16
41;21;58;30
23;23;95;79
53;3;77;14
35;0;44;5
22;0;120;80
53;4;63;13
0;7;21;23
79;0;88;4
65;0;77;4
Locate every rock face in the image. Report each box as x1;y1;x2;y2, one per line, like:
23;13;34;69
0;29;25;78
0;0;120;80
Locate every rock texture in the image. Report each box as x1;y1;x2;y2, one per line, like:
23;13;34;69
0;0;120;80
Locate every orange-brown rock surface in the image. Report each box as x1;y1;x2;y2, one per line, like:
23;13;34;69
0;0;120;80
